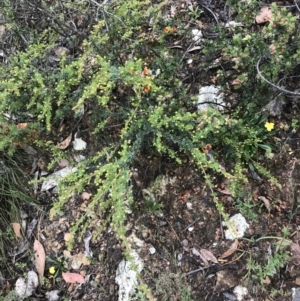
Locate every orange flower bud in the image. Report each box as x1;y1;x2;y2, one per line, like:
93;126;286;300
143;67;149;75
143;84;151;93
17;123;28;129
202;144;212;153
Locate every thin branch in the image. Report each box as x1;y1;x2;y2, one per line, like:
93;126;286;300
198;3;219;25
295;0;300;12
24;0;85;37
256;57;300;96
181;217;201;232
186;266;210;276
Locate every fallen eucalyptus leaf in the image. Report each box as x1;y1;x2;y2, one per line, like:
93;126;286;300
257;195;271;212
11;222;22;238
62;272;85;284
219;240;239;259
200;249;218;264
34;239;45;282
57;133;72;150
192;247;209;266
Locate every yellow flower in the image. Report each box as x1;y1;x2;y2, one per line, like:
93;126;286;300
164;26;170;33
265;122;274;131
49;266;56;275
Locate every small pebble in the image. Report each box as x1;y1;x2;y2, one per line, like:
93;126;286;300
149;247;156;254
159;221;167;226
227;196;234;202
142;230;149;238
186;202;193;210
181;239;189;247
188;226;194;232
20;210;28;219
293;288;300;301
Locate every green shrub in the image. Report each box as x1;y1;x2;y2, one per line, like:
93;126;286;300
1;0;294;239
0;0;299;296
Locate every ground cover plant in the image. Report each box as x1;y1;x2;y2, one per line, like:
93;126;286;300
0;0;300;300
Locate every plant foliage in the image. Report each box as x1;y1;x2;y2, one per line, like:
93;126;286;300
0;0;300;296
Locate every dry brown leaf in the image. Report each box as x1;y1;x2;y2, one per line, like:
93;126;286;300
11;223;22;238
57;133;72;150
255;6;272;24
33;239;46;282
263;276;271;284
217;188;232;195
200;249;218;264
192;247;209;266
219;240;239;259
81;192;91;200
231;78;244;85
269;44;276;54
257;196;271;212
62;272;84;284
